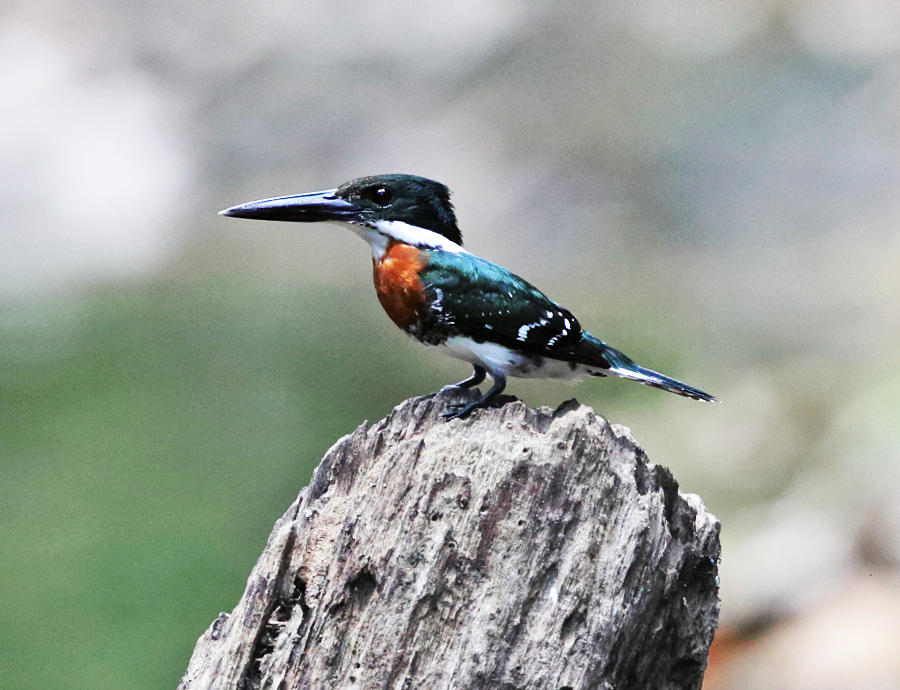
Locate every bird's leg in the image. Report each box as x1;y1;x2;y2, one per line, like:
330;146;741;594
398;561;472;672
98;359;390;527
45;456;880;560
442;374;507;420
450;365;486;390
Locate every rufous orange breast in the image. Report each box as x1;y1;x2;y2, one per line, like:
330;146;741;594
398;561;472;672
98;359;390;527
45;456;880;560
372;242;427;330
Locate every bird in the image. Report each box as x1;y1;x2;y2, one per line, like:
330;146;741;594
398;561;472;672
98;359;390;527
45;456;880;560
221;173;717;419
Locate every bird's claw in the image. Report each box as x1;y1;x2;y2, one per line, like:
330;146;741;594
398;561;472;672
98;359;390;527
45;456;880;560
441;400;480;420
441;398;485;421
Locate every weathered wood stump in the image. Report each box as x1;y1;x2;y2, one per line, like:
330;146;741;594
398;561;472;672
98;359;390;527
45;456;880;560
179;389;720;690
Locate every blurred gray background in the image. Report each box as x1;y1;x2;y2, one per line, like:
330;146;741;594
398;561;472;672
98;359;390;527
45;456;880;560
2;0;899;687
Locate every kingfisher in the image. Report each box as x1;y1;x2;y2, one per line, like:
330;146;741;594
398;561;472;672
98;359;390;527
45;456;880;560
221;174;717;419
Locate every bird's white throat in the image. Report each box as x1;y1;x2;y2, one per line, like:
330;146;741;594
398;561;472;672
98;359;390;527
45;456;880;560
350;219;468;260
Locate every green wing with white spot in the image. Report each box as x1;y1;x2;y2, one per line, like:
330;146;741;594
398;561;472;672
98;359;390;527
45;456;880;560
416;251;587;358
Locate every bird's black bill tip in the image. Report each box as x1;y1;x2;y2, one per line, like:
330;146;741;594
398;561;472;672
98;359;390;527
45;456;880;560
218;189;362;223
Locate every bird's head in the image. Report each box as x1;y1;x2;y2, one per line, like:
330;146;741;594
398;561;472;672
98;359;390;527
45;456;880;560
221;173;462;247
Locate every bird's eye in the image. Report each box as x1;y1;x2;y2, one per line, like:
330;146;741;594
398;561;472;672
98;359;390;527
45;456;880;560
367;186;393;206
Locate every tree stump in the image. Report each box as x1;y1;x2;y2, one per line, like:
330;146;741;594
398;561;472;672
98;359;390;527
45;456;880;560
179;389;720;690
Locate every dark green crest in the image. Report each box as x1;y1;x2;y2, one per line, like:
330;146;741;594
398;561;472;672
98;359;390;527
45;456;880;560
336;174;462;245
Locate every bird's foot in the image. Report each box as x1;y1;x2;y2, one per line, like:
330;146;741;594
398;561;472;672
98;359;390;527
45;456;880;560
441;373;507;421
441;399;483;420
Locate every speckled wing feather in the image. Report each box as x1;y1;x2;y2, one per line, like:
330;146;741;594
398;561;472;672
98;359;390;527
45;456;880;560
415;251;610;368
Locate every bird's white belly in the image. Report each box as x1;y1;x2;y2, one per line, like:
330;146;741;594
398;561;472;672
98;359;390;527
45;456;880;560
440;336;591;380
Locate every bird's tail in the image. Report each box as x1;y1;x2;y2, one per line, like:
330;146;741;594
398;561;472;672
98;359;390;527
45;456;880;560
581;335;719;402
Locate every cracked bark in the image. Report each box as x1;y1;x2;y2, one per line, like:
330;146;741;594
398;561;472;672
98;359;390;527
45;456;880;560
178;389;720;690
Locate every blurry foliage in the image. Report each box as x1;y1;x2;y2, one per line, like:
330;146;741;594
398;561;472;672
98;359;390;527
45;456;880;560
0;280;428;688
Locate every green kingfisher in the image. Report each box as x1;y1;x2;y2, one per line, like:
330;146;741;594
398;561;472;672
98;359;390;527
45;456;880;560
221;174;717;419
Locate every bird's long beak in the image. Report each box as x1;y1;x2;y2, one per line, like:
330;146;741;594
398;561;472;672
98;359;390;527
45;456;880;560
219;189;362;222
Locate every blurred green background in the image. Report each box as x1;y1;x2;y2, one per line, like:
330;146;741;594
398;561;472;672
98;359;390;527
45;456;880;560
3;1;900;688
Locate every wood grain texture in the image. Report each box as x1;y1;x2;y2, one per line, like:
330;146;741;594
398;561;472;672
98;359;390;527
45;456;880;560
179;389;720;690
